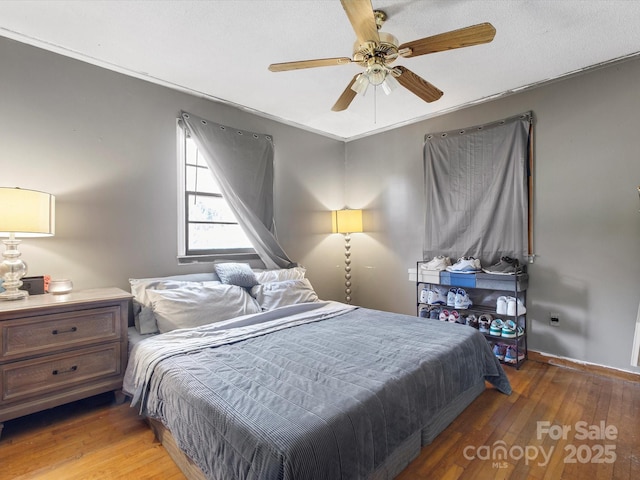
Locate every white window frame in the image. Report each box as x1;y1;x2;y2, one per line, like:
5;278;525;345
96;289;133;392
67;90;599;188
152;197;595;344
176;120;257;264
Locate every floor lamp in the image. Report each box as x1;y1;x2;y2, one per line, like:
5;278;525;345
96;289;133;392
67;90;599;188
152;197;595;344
332;208;363;304
0;187;55;300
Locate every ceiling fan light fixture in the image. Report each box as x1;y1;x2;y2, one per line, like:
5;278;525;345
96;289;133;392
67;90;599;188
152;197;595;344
381;73;399;95
365;56;387;85
351;73;370;95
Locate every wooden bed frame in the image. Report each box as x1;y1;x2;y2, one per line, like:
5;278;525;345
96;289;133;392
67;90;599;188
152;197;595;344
147;417;207;480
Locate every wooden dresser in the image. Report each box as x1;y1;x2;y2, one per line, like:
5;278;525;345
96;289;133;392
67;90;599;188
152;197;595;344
0;288;131;439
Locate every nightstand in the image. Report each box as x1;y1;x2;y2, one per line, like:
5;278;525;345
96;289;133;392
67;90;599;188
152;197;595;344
0;287;131;439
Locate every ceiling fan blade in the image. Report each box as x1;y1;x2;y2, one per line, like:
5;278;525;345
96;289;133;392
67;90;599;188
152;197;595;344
399;22;496;58
340;0;380;45
395;66;443;103
269;57;352;72
332;74;360;111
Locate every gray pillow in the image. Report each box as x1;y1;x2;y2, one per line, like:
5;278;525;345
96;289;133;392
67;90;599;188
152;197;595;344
214;262;259;288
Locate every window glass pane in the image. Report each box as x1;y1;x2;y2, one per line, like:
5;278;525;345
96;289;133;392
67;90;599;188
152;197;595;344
186;165;220;193
179;124;254;256
185;137;199;165
188;223;253;250
187;194;237;223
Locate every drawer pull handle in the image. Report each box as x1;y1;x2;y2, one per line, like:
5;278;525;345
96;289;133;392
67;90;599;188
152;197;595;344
52;327;77;335
52;365;78;375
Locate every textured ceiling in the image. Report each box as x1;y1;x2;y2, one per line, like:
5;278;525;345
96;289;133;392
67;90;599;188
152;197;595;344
1;1;640;141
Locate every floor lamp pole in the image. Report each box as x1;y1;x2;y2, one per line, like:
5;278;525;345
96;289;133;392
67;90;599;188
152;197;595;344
344;233;352;304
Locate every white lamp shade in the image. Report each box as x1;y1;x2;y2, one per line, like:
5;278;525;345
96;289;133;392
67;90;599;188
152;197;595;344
0;187;55;237
332;209;363;234
351;74;370;96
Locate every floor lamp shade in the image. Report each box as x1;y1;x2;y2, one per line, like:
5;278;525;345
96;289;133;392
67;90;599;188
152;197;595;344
332;209;363;234
0;188;55;300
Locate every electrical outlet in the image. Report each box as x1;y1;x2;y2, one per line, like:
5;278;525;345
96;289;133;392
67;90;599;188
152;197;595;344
550;313;560;326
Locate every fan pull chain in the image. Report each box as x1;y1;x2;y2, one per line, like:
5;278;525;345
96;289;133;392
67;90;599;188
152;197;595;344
374;85;377;124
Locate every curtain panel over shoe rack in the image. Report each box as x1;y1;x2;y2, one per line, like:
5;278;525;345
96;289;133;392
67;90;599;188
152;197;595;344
423;112;534;265
419;112;534;368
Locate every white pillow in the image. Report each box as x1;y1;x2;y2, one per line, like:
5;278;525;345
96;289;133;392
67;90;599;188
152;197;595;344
132;280;200;308
147;284;262;333
129;276;222;334
250;278;319;311
254;266;306;284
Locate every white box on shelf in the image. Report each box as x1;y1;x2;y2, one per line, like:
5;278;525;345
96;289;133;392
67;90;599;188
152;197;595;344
408;268;441;285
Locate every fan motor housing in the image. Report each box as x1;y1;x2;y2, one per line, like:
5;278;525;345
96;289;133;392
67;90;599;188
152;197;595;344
353;32;399;67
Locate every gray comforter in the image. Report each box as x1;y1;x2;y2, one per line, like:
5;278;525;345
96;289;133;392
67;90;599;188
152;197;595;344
124;302;511;480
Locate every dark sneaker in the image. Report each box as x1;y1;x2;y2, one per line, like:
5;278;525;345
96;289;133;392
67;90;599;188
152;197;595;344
482;256;522;275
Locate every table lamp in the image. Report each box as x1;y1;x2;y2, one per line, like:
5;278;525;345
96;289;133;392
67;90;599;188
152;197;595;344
0;187;55;300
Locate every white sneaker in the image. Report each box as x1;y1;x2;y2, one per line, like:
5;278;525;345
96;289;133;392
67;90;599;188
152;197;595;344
506;296;527;316
454;288;473;309
446;287;457;307
421;255;452;271
427;287;447;306
496;296;508;315
419;286;430;304
446;256;482;273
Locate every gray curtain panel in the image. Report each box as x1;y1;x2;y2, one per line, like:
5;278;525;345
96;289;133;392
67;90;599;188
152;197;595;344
423;112;532;266
181;112;294;269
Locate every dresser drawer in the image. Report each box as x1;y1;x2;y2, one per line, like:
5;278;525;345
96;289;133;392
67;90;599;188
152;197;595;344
1;306;121;360
1;343;121;404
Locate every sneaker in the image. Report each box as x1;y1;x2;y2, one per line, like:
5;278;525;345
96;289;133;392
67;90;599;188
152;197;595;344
419;286;430;304
448;310;460;323
419;306;430;318
421;255;452;271
504;346;525;364
466;314;479;329
478;314;493;333
427;287;448;306
445;257;482;274
496;296;508;315
446;288;458;307
501;319;520;338
490;319;504;336
454;288;473;309
493;343;507;361
429;307;441;320
456;314;467;325
482;256;522;275
439;309;450;322
506;296;527;316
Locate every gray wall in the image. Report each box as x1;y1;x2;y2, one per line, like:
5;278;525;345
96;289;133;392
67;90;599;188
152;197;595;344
0;36;346;301
346;57;640;373
2;34;640;373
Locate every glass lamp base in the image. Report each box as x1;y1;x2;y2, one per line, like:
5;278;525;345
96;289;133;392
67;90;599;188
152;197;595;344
0;288;28;301
0;235;29;301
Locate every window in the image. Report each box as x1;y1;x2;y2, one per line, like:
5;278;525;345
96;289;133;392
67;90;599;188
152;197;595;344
177;123;254;260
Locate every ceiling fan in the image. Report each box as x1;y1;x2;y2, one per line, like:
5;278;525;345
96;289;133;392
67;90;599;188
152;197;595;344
268;0;496;111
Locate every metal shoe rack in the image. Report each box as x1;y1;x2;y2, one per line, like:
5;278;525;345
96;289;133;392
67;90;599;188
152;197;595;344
414;261;528;369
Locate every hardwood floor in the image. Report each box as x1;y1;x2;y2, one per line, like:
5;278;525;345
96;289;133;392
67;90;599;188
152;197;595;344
0;393;185;480
1;361;638;480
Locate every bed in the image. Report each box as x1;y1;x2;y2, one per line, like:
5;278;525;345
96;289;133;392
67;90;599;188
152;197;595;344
123;265;511;480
